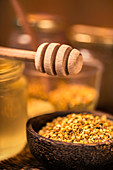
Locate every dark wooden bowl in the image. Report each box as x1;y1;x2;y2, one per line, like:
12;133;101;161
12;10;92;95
27;111;113;170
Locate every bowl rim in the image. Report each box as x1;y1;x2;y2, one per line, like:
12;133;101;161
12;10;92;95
27;110;113;147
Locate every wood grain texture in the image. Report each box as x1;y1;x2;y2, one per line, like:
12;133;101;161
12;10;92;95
0;46;35;62
0;44;83;77
27;110;113;170
0;145;46;170
35;43;49;73
1;145;113;170
55;44;72;76
44;43;60;75
68;49;83;75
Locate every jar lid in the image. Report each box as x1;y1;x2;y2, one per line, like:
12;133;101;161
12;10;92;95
15;13;65;33
68;24;113;47
0;58;24;82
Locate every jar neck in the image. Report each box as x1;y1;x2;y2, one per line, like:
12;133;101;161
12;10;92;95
0;58;24;83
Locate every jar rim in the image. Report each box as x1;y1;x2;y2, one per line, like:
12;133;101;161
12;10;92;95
0;58;24;82
25;58;103;79
15;13;65;33
68;24;113;47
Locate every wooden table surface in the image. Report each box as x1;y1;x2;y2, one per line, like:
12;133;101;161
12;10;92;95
0;145;46;170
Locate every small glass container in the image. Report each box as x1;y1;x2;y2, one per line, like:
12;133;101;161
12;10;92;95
0;58;28;161
9;13;66;51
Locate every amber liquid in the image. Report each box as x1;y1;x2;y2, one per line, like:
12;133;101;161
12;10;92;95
0;77;27;161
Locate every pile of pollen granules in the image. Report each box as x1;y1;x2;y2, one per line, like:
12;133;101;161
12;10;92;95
39;113;113;144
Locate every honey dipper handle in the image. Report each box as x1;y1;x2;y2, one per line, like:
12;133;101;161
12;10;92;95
0;44;83;77
0;46;35;62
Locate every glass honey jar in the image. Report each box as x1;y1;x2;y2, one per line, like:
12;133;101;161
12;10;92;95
0;58;28;161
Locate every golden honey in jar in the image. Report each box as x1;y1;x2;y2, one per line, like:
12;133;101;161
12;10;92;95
0;58;28;161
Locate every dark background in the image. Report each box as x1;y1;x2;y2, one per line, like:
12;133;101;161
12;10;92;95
0;0;113;46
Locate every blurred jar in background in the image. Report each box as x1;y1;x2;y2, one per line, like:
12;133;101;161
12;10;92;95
8;13;68;118
67;25;113;114
26;57;103;118
0;58;27;161
8;13;67;51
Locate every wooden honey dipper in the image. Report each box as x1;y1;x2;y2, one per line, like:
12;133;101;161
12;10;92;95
0;43;83;76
